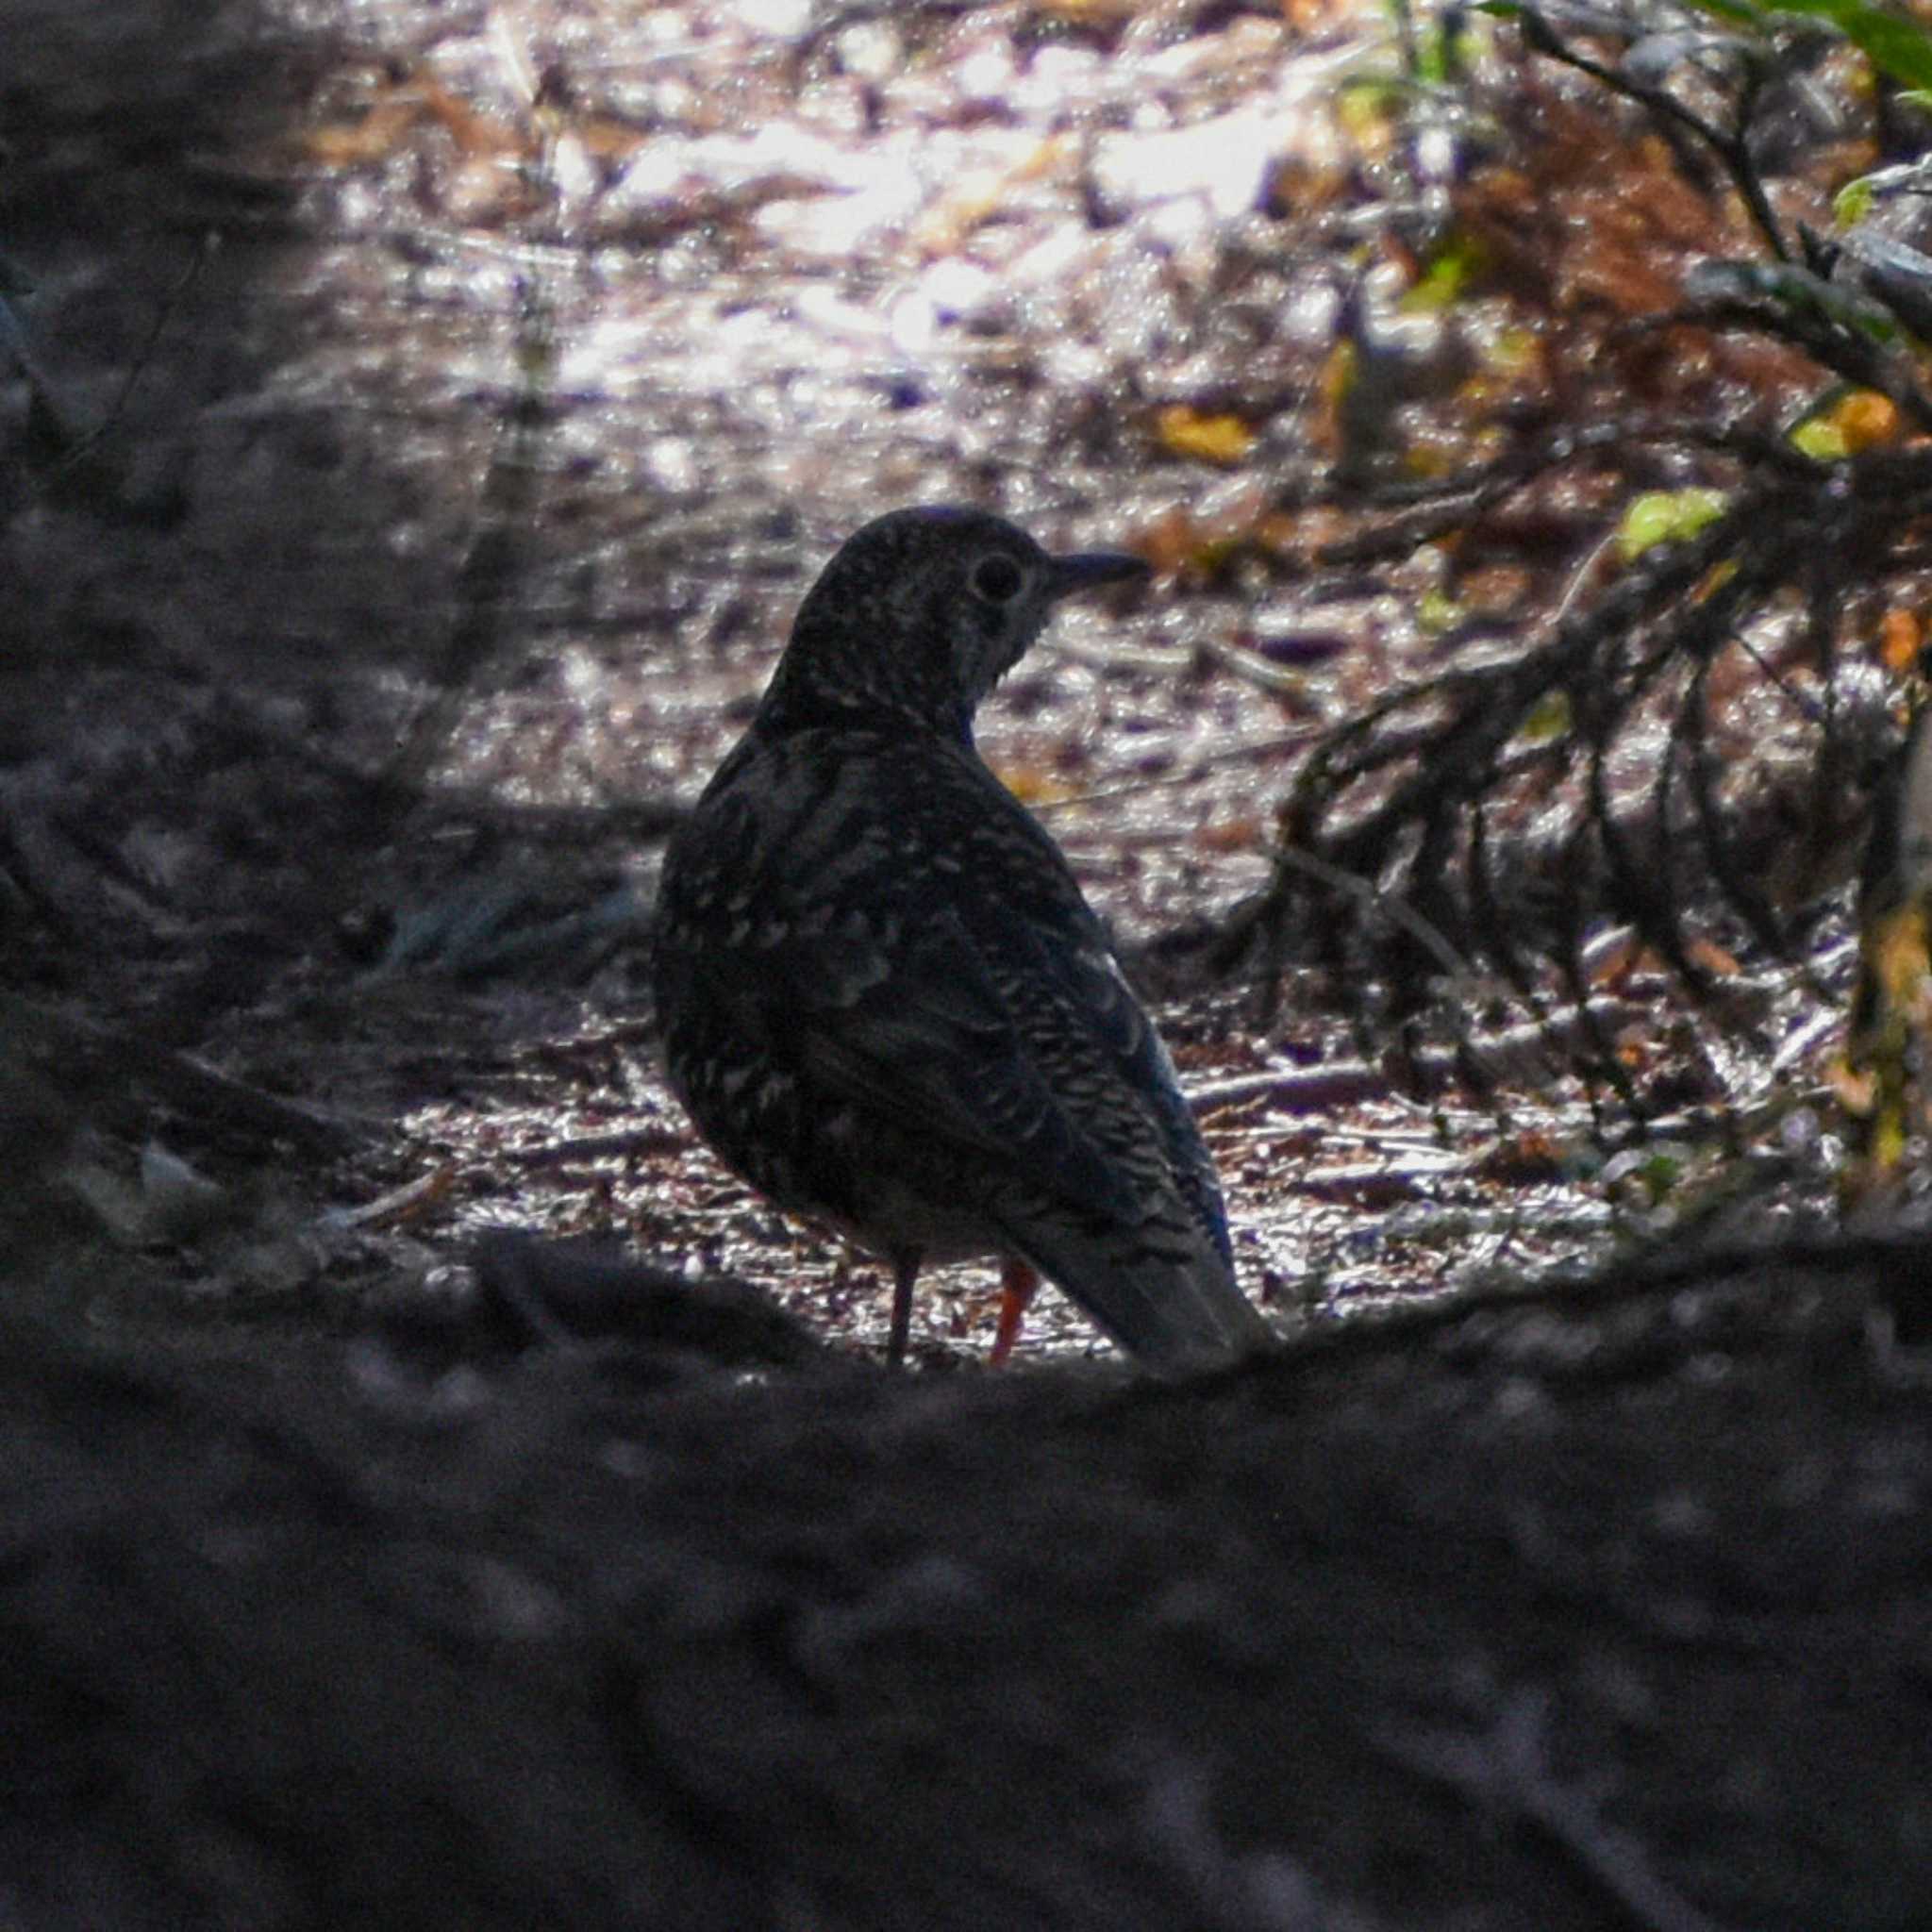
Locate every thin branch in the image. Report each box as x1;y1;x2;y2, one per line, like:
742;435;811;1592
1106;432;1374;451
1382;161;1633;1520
1517;5;1790;263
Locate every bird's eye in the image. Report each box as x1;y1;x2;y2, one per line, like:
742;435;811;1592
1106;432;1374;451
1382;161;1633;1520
969;554;1024;604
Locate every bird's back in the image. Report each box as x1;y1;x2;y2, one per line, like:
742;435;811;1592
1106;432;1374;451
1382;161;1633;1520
655;719;1267;1372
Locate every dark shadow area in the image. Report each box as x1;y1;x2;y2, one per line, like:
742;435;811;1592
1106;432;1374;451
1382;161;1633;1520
0;0;682;1298
1;1;475;1046
2;1232;1927;1929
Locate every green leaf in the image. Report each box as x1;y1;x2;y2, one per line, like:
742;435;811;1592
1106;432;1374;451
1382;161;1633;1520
1415;6;1474;82
1616;488;1730;561
1401;232;1486;311
1690;0;1932;92
1790;414;1851;458
1835;175;1876;227
1336;76;1406;139
1518;690;1573;742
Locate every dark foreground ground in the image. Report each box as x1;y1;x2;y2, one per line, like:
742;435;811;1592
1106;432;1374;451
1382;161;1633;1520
4;1231;1928;1931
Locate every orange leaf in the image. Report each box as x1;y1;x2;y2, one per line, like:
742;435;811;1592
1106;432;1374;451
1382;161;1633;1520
1879;606;1923;673
1685;935;1741;978
1194;817;1263;854
1838;389;1901;454
992;763;1075;807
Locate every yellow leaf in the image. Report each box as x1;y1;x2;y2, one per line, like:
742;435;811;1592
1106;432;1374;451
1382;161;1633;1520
1690;557;1740;605
1481;327;1542;376
1402;438;1458;479
1156;406;1256;466
1871;902;1932;1008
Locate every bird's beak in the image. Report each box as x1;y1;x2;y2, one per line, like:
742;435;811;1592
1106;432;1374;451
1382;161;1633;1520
1046;549;1150;601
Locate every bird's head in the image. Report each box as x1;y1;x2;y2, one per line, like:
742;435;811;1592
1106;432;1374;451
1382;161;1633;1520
759;506;1148;741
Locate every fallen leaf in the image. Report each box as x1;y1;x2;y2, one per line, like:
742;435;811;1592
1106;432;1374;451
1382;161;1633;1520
1879;606;1923;672
1156;405;1257;467
1194;816;1263;854
1616;487;1729;562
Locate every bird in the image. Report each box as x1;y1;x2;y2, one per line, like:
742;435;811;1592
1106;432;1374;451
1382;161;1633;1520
651;505;1271;1374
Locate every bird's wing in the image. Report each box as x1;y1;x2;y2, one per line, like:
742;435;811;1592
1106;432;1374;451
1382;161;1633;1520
781;904;1147;1233
768;857;1225;1273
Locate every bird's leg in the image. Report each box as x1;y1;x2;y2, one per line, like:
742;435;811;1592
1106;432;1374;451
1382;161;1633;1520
989;1257;1040;1368
887;1249;921;1367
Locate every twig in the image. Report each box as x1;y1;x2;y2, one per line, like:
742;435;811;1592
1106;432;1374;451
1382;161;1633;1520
1379;1689;1737;1932
1517;6;1790;264
1;993;369;1155
1189;997;1650;1117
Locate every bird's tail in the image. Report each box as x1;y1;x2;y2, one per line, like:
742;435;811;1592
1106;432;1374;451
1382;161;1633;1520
1001;1218;1272;1375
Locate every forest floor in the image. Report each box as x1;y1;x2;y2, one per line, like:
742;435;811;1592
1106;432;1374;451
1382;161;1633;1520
1;0;1874;1362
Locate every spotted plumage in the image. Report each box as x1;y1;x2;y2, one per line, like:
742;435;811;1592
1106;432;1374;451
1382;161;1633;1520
652;506;1270;1372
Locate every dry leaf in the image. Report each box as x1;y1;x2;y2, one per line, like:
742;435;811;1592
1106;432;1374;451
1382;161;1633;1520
1194;816;1263;854
1156;405;1257;466
1880;607;1923;673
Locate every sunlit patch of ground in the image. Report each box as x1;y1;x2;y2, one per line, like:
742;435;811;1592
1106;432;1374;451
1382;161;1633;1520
5;0;1874;1362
